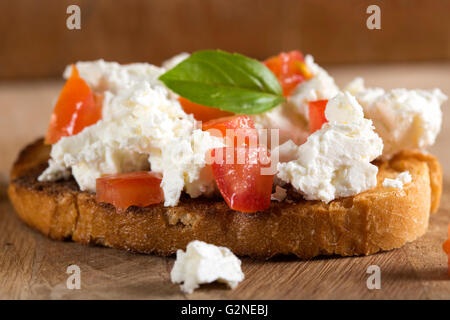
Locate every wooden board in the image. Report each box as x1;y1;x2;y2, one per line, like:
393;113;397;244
0;64;449;299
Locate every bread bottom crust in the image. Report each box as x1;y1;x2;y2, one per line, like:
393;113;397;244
8;139;443;258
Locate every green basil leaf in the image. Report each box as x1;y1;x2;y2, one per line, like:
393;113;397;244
159;50;285;114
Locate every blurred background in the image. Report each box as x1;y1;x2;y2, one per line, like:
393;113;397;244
0;0;449;79
0;0;449;180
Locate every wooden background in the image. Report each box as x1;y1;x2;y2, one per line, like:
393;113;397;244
0;0;449;300
0;0;449;79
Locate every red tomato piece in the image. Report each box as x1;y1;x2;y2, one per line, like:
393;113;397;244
202;115;258;147
45;65;102;144
264;50;311;97
308;99;328;134
211;145;273;213
204;116;273;212
178;97;233;122
96;171;164;211
202;115;255;135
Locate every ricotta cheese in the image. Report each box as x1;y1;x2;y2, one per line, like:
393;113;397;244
63;59;164;96
288;55;340;119
345;78;447;158
39;60;223;207
277;92;383;203
272;139;300;163
170;240;245;294
382;171;412;189
251;104;309;146
251;54;338;146
162;52;190;70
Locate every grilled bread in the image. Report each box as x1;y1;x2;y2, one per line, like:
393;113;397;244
8;138;442;258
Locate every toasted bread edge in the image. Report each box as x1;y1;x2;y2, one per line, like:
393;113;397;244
7;138;443;258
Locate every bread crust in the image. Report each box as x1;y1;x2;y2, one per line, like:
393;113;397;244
8;138;442;258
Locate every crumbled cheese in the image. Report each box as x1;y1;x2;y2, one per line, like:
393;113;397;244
251;105;309;146
63;59;164;96
149;129;223;206
170;240;244;294
162;52;190;70
251;54;338;146
288;55;340;120
277;92;383;203
39;60;223;207
345;78;447;158
271;186;287;202
272;139;300;163
382;171;412;189
39;159;71;181
344;77;366;96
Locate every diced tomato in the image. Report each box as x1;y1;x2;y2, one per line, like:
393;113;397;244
308;99;328;134
96;171;164;211
45;65;102;144
202;115;258;147
264;50;311;97
178;97;233;122
202;114;255;134
204;115;273;212
211;145;273;213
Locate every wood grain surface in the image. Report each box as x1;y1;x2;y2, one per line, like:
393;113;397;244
0;63;449;299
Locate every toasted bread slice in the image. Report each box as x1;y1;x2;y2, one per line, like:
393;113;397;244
8;138;442;258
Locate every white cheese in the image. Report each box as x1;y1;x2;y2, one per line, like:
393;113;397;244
382;171;412;189
271;186;287;202
39;159;71;181
149;129;223;206
39;60;223;207
251;105;309;146
272;139;300;163
345;78;447;158
170;240;245;294
277;92;383;203
251;54;338;146
288;55;340;120
162;52;190;70
63;59;164;96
